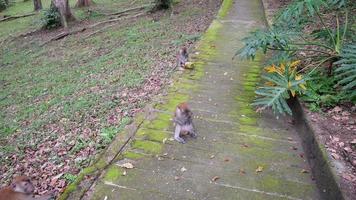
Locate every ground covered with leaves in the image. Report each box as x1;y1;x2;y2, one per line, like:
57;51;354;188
0;0;221;196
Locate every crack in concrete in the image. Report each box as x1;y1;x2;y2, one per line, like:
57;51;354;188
214;182;303;200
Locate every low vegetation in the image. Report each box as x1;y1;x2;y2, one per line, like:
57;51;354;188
237;0;355;115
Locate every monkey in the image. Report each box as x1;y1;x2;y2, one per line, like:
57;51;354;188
0;176;53;200
173;102;197;143
176;47;189;70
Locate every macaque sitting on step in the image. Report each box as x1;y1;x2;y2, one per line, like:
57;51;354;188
173;102;197;143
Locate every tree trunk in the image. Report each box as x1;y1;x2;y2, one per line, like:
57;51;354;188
33;0;42;11
75;0;93;7
51;0;75;28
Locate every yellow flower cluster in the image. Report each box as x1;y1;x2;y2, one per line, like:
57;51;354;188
264;60;306;97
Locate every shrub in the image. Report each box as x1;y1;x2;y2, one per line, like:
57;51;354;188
41;6;61;29
253;61;307;115
0;0;8;11
236;0;355;115
154;0;172;10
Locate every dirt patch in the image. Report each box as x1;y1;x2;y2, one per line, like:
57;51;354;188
305;105;356;197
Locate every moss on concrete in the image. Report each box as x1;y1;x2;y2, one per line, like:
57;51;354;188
136;129;169;143
123;151;145;159
131;140;162;155
104;165;123;182
218;0;233;18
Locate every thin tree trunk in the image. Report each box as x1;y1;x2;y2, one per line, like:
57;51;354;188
33;0;42;11
51;0;75;28
75;0;93;7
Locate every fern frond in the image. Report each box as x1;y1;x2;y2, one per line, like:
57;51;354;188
335;44;356;92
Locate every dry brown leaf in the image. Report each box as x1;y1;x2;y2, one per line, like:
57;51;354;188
211;176;220;182
255;166;263;173
239;169;246;175
118;162;134;169
331;153;340;160
224;158;230;162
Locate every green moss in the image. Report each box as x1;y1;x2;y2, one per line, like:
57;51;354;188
218;0;234;18
136;129;169;142
104;166;123;182
132;140;162;155
155;93;189;110
81;166;97;175
123;151;145;159
238;107;257;116
239;124;262;133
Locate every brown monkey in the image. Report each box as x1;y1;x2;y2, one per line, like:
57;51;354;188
173;102;197;143
0;176;53;200
176;47;189;70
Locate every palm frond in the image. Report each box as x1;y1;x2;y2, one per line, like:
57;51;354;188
236;27;298;60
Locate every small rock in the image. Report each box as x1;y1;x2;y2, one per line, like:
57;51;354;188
180;167;187;172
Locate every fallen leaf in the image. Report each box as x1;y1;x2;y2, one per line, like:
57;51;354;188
255;166;263;173
211;176;220;182
241;144;249;148
239;169;246;175
162;138;168;144
210;155;215;159
301;169;309;173
344;147;352;153
223;72;228;76
224;158;230;162
118;162;134;169
291;146;298;150
350;139;356;145
331;153;340;160
180;167;187;172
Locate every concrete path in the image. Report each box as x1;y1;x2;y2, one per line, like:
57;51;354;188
83;0;320;199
